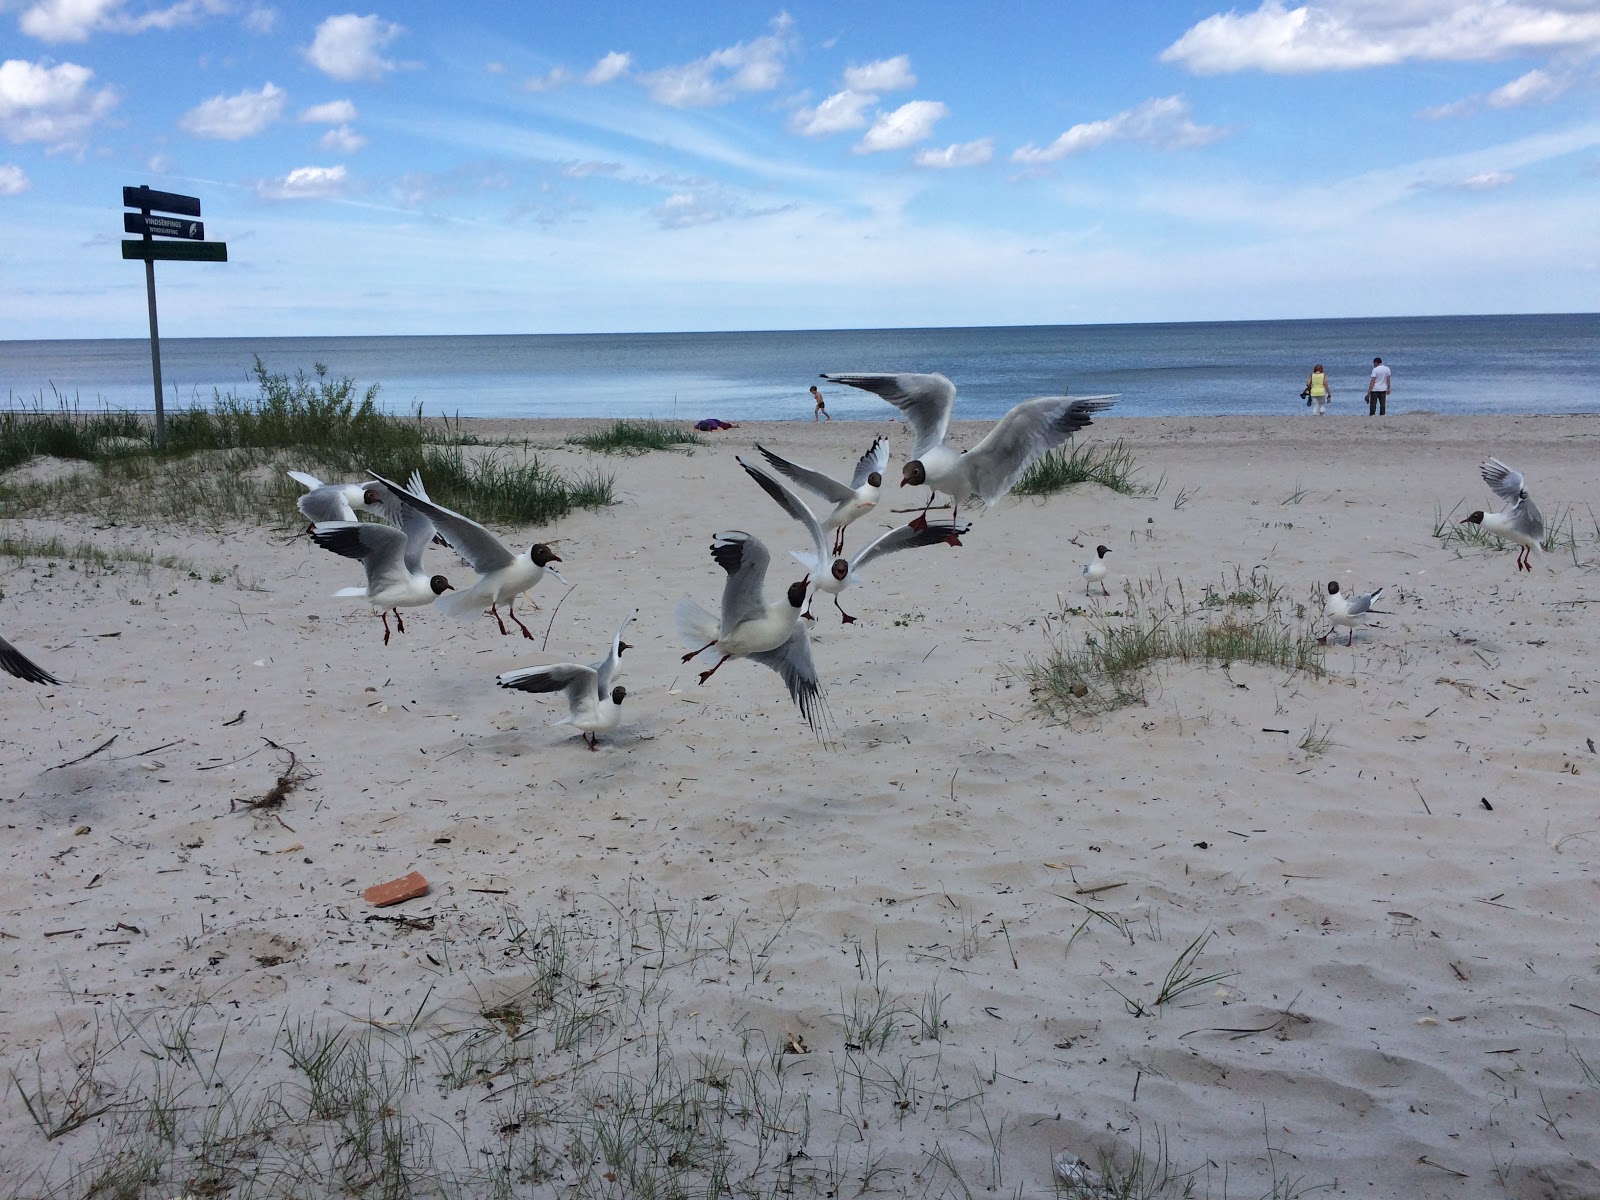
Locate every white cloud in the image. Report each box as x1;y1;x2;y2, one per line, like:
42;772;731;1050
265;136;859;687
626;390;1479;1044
0;57;119;150
244;6;277;34
585;51;632;85
300;99;357;124
179;81;285;140
1488;67;1565;107
915;138;993;169
0;163;30;194
843;54;915;92
790;88;876;135
1418;97;1477;120
1162;1;1600;75
1455;169;1516;189
1011;96;1225;163
258;163;348;200
855;99;947;153
640;14;794;107
525;66;569;92
563;160;621;178
19;0;225;43
306;13;404;83
319;123;366;152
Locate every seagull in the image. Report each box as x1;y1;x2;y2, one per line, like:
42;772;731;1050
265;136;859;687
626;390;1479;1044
366;471;567;639
287;470;383;528
1;633;58;685
1463;458;1545;572
1318;581;1384;646
310;484;454;644
1082;544;1111;597
755;436;888;554
737;455;967;624
819;372;1115;523
675;531;823;729
497;609;636;750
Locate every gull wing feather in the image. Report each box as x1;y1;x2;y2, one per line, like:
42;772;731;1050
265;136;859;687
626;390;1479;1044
366;470;514;575
746;625;823;730
1479;458;1528;505
820;373;954;460
851;436;890;490
962;396;1115;505
710;531;775;632
589;608;637;697
738;458;828;565
497;663;596;722
754;444;856;505
0;633;59;685
850;520;970;575
1344;587;1383;616
310;521;410;594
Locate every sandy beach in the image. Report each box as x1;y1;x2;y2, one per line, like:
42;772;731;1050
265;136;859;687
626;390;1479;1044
3;410;1598;1198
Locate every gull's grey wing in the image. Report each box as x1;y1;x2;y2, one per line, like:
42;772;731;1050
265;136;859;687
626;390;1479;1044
0;633;59;685
850;436;890;490
1344;590;1379;616
738;458;828;564
850;520;970;575
747;625;823;730
755;444;855;505
1510;495;1545;540
963;396;1116;505
1480;458;1529;506
310;521;410;593
361;478;439;573
497;663;595;719
710;531;773;632
589;608;638;697
366;470;514;575
820;373;955;461
293;480;360;524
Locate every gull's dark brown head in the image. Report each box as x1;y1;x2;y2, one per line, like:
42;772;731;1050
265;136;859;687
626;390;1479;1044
1327;580;1340;595
866;471;882;488
363;487;385;508
830;558;849;581
532;543;562;566
431;575;453;594
611;685;627;705
901;461;926;487
786;580;809;608
1462;511;1486;525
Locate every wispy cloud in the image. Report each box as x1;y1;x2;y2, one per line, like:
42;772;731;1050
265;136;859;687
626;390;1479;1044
305;13;405;83
18;0;226;43
586;51;632;85
916;138;993;169
1489;67;1566;108
258;163;349;200
300;99;357;124
843;55;915;92
1012;96;1225;164
856;99;947;153
179;82;285;140
790;88;876;135
1162;0;1600;75
0;57;119;151
0;163;30;194
319;124;366;153
638;13;794;108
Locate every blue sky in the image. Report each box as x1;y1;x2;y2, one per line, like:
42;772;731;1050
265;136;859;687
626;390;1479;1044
2;1;1597;338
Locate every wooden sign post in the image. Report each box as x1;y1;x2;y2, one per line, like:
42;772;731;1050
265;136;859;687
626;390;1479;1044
121;185;227;448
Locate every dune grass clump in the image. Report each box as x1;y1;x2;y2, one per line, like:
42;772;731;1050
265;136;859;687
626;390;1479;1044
567;419;703;455
0;392;149;471
1013;438;1160;499
1029;567;1323;720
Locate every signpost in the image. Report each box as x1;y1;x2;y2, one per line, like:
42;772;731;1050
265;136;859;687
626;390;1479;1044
121;185;227;447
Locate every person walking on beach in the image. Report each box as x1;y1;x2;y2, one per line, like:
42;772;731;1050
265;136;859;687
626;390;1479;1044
810;384;832;421
1304;364;1331;415
1366;357;1391;416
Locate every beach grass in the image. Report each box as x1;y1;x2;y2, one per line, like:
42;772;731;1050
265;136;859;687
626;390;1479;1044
1013;438;1161;499
0;360;614;530
1029;567;1324;720
567;418;704;455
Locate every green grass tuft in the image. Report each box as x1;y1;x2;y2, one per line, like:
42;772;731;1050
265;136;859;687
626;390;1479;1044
567;419;703;455
1013;438;1160;499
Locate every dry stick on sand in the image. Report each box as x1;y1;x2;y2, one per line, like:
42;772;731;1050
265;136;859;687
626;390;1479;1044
230;739;314;827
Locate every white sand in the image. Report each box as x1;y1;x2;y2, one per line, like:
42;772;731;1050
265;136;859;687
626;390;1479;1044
3;412;1598;1197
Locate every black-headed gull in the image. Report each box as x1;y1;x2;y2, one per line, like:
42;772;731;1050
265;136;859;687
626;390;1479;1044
1;633;58;685
366;471;567;639
1463;458;1545;572
1082;544;1111;597
310;489;454;645
1318;581;1384;646
737;456;966;624
287;470;383;527
755;436;888;554
497;609;636;750
676;531;823;729
818;372;1115;522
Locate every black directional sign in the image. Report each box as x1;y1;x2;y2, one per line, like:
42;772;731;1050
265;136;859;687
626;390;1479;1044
122;185;202;217
124;212;205;240
121;239;227;262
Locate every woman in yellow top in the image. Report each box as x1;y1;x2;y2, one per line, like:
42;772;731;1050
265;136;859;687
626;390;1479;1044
1304;364;1330;415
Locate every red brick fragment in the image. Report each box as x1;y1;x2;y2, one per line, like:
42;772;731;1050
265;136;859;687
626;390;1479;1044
363;871;429;907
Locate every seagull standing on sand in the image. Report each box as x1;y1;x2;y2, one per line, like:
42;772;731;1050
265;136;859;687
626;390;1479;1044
1318;581;1384;646
737;456;967;624
497;609;636;749
1082;545;1111;597
676;531;823;729
1;633;58;685
366;471;567;639
755;436;888;555
1463;458;1545;573
818;373;1115;524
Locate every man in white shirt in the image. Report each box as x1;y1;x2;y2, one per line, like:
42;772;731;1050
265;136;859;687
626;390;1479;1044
1367;357;1392;416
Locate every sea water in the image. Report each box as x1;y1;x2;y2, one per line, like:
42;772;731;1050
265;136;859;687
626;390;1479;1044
2;313;1594;422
